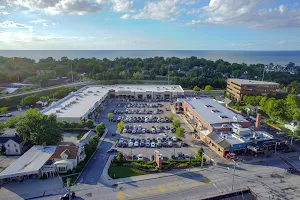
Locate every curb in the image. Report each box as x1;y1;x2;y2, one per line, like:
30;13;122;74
74;128;108;184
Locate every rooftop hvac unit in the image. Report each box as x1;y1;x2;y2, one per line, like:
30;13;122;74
88;91;93;93
97;91;100;93
76;98;79;100
233;115;238;121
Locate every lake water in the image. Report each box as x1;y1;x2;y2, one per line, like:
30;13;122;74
0;50;300;65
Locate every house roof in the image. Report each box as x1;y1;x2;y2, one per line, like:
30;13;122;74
78;130;97;144
0;146;56;179
0;129;24;144
228;79;279;86
52;145;78;160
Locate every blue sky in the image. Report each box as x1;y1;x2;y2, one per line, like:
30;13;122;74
0;0;300;50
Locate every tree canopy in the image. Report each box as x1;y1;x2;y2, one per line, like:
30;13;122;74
172;120;181;129
16;108;62;145
96;122;106;136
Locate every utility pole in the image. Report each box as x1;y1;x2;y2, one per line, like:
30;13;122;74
231;161;236;191
291;132;295;146
275;142;277;154
201;153;204;167
67;178;71;200
262;66;265;81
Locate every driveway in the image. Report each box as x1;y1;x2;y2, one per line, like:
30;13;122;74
76;101;119;185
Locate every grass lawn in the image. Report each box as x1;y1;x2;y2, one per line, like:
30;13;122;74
108;165;148;179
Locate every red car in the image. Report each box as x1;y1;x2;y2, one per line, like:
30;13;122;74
226;153;237;160
125;155;131;161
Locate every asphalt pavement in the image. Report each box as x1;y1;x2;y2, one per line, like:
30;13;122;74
76;101;119;185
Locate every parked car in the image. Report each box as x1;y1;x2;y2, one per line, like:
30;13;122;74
138;154;144;160
151;142;156;148
106;148;118;153
128;142;134;147
172;137;178;142
134;141;139;147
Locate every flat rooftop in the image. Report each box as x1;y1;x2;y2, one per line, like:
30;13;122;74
0;146;56;179
228;79;279;85
185;98;248;125
43;85;184;119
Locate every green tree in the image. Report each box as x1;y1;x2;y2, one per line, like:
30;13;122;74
168;113;174;122
117;121;125;132
193;86;200;93
196;147;204;160
21;95;39;106
107;113;113;120
204;85;213;91
96;122;106;136
116;152;124;163
0;107;8;114
86;119;94;129
0;123;7;134
132;71;142;80
16;109;62;145
176;127;185;138
172;120;181;129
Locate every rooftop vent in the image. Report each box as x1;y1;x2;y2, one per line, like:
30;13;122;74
205;105;213;108
211;109;220;113
219;115;229;119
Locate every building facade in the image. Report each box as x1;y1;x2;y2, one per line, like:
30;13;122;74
226;79;280;102
0;129;26;156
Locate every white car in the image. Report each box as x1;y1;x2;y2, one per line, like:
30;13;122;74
128;142;134;147
168;141;173;147
132;129;137;134
138;154;143;160
134;141;139;147
151;142;156;148
172;137;178;142
119;138;124;143
152;128;156;133
142;128;146;133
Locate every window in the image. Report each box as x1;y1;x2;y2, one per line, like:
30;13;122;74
16;149;18;153
14;144;16;147
7;144;10;147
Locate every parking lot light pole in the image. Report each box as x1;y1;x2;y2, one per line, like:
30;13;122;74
131;147;133;160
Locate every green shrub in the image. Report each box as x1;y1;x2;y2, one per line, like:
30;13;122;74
67;169;73;174
177;163;188;168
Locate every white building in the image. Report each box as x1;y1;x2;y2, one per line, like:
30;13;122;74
0;146;57;185
42;84;184;122
0;129;25;156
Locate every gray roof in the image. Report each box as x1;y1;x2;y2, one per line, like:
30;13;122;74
185;98;248;125
228;79;279;85
207;132;230;149
0;146;56;179
0;128;23;144
78;130;97;144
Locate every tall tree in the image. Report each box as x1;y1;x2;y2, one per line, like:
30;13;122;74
16;109;62;145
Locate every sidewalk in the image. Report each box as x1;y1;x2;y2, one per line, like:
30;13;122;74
100;156;207;185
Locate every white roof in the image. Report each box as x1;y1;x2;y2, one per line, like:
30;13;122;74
185;98;248;125
0;146;56;179
228;79;279;85
42;84;183;120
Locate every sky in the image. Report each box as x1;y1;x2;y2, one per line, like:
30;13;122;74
0;0;300;50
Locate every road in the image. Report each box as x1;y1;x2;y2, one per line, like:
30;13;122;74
40;154;300;200
0;81;91;100
76;101;119;185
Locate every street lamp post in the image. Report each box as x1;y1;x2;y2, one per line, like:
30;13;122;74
201;153;204;168
231;161;236;191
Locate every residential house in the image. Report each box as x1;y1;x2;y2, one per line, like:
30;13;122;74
0;129;26;156
51;145;86;173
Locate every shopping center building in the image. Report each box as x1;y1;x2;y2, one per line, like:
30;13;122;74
42;85;184;122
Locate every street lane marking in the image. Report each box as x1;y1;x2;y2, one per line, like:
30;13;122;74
116;192;134;200
132;189;145;196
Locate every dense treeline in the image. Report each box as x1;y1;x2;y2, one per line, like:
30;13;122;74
242;95;300;123
0;56;299;89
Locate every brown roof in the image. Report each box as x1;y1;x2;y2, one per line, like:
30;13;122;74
0;88;6;93
52;145;78;160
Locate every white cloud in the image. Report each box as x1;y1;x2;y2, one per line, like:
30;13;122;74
0;11;10;15
278;40;285;45
103;36;112;40
186;1;300;29
30;19;48;24
186;8;201;14
111;0;135;12
126;0;181;21
5;0;103;15
52;22;56;25
42;23;48;27
0;21;33;31
120;14;130;19
180;0;196;5
0;6;5;9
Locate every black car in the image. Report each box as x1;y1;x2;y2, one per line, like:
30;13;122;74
177;152;184;158
112;132;116;136
60;192;75;200
286;167;298;174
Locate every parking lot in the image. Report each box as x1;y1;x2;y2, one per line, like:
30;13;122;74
110;100;200;161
